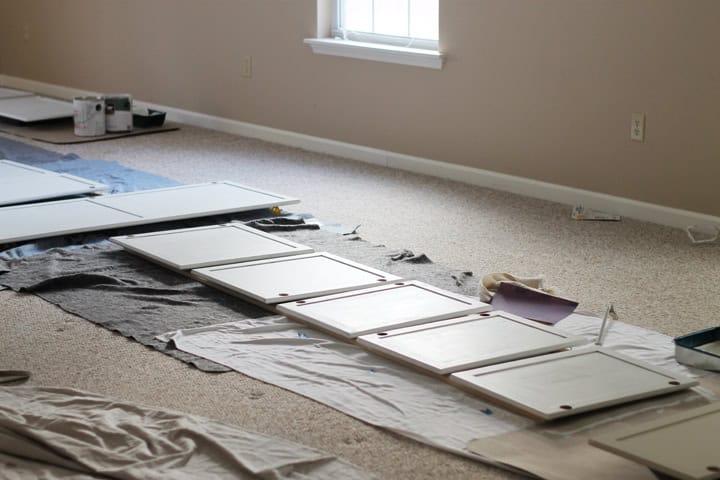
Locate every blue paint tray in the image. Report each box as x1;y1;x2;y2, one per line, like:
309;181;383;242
674;326;720;372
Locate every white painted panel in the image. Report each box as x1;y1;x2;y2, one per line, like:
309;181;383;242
0;160;51;181
191;252;401;304
0;87;32;99
590;402;720;480
0;95;73;122
450;348;698;420
0;160;109;206
110;223;313;270
0;182;299;244
277;280;491;338
92;182;290;218
357;311;587;374
0;200;141;241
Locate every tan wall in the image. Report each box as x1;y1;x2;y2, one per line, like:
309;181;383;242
1;0;719;215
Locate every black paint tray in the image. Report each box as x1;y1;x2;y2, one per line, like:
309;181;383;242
132;109;166;128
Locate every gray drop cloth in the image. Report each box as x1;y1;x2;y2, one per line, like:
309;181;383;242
0;243;268;372
0;385;374;480
0;227;476;372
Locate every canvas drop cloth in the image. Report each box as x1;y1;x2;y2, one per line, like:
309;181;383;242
160;311;720;478
0;385;374;480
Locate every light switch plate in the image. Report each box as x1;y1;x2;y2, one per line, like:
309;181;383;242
631;112;645;142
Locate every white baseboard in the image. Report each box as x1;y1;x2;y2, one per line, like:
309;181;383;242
2;74;718;230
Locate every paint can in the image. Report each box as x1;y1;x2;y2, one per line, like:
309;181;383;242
105;94;133;132
73;96;106;136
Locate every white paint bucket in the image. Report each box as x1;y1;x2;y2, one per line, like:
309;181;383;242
73;96;106;136
105;94;133;132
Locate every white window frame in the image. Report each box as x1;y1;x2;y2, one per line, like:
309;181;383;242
305;0;444;70
333;0;439;51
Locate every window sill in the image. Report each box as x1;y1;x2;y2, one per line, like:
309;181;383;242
304;38;444;70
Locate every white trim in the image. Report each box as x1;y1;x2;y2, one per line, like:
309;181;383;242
2;74;718;231
304;38;443;69
333;31;438;51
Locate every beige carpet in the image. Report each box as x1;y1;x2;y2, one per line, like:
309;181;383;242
1;126;719;479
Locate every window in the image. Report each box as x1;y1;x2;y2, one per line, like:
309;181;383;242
305;0;443;69
335;0;439;51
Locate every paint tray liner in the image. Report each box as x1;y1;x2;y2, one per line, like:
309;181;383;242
674;326;720;372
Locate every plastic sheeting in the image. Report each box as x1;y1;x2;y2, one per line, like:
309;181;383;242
0;136;181;193
0;136;79;164
161;311;714;468
18;157;182;194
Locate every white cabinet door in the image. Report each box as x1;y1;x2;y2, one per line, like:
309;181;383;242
450;348;698;420
0;96;73;121
91;182;295;219
0;200;142;241
278;280;490;338
0;160;108;206
0;182;299;244
358;311;587;374
111;223;313;270
192;252;401;304
590;402;720;480
0;87;32;99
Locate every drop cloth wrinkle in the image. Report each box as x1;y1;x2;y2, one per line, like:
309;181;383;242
0;386;375;480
